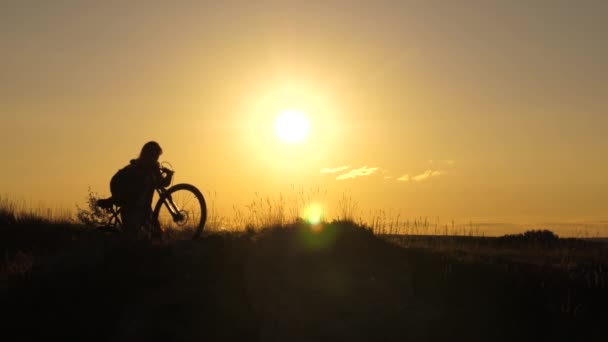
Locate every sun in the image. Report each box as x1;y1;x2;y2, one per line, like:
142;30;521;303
273;109;310;144
303;203;324;225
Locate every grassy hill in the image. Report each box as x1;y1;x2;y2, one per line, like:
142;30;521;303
1;217;607;341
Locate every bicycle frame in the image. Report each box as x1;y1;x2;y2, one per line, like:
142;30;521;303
155;187;186;224
102;186;183;230
105;206;122;228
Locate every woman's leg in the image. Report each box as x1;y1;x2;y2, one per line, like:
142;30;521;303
121;205;145;237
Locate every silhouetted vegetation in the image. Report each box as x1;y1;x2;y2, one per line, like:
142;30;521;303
0;198;16;225
1;202;607;341
75;188;113;227
501;229;560;242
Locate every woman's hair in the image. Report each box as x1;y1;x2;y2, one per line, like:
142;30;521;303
139;141;163;160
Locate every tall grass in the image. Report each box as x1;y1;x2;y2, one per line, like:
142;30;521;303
0;196;73;225
222;186;328;230
4;188;607;239
205;188;492;237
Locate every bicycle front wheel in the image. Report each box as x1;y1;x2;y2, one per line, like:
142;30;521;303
153;183;207;240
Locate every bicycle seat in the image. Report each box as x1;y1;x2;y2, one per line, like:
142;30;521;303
97;197;117;209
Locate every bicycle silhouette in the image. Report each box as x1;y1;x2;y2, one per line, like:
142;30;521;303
96;164;207;240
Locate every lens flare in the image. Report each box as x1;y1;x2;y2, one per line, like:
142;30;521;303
297;221;337;250
303;203;324;225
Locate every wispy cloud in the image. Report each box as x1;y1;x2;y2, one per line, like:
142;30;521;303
320;166;350;174
397;175;410;182
412;170;445;182
336;166;379;180
445;160;455;165
384;176;393;180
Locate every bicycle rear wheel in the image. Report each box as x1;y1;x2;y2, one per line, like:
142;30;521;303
153;183;207;240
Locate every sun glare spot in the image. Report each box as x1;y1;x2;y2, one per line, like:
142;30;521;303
274;109;310;144
303;203;324;225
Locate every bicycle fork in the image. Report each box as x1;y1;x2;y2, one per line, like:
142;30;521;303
160;192;185;223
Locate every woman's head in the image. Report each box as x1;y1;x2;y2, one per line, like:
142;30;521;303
139;141;163;164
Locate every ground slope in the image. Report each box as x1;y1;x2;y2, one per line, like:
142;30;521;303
1;222;606;341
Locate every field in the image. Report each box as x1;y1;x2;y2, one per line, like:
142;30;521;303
1;205;607;341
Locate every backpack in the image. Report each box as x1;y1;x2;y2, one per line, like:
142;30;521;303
110;164;137;205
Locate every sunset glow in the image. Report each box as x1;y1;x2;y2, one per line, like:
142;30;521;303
1;2;607;236
4;3;608;339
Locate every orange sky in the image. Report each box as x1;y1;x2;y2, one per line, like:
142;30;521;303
1;1;607;234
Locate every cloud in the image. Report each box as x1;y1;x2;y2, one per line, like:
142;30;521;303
445;160;455;165
320;166;350;174
412;170;445;182
336;166;379;180
384;176;393;180
397;175;410;182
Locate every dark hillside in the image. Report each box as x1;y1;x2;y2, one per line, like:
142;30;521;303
1;221;606;341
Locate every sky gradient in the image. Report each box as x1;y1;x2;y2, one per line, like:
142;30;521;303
2;1;607;234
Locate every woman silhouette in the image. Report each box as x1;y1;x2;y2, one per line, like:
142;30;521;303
116;141;174;237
